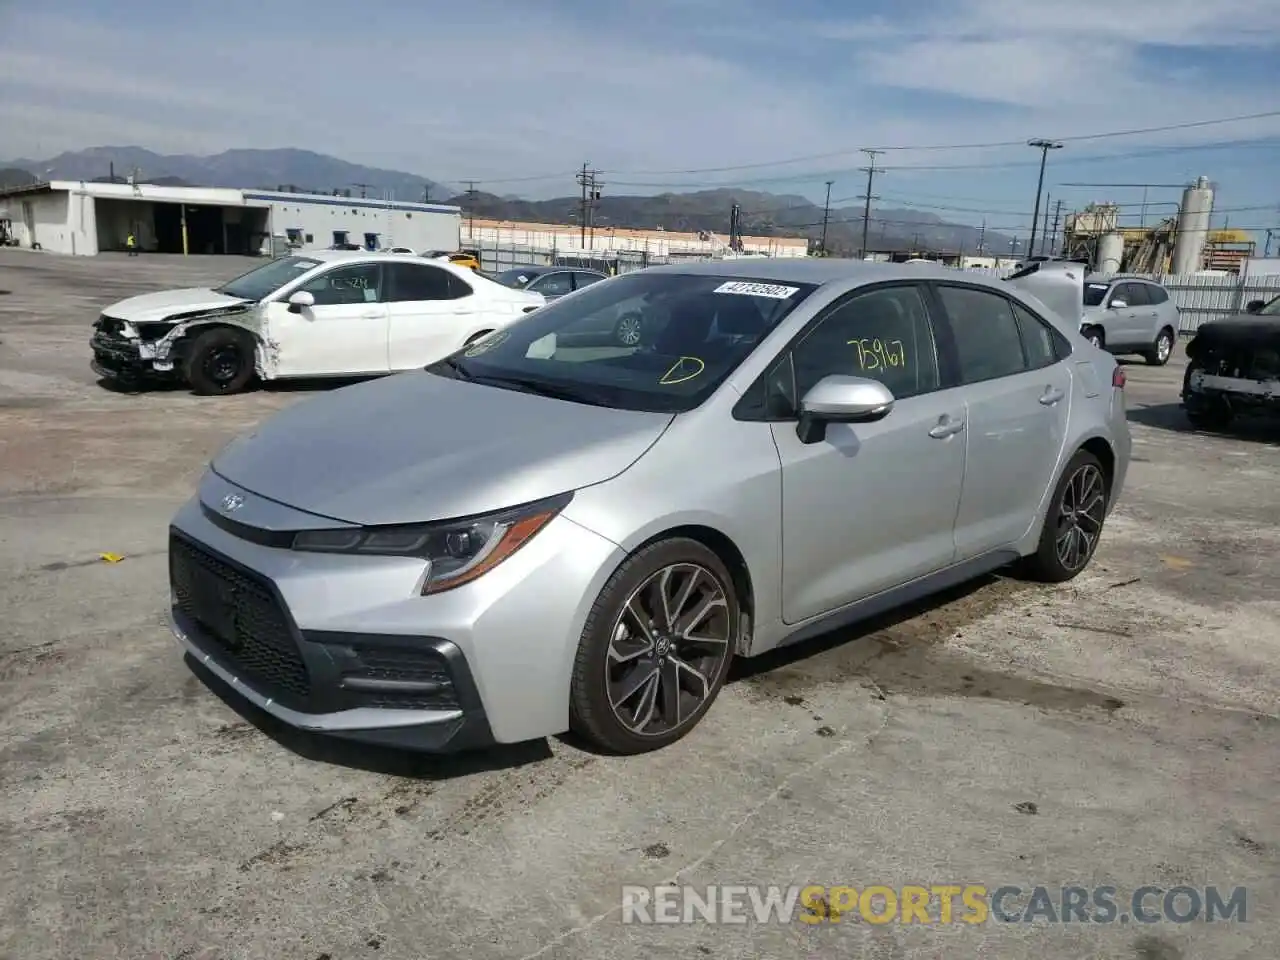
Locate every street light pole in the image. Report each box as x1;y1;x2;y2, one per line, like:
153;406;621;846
1026;139;1063;259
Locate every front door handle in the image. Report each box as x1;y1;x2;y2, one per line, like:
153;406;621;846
360;309;383;319
1039;387;1065;405
928;417;965;439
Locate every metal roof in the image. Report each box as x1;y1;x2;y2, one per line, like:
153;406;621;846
644;256;1002;289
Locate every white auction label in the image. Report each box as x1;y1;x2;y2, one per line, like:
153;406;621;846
713;281;799;299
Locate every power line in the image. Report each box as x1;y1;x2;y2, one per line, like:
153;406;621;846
600;110;1280;176
603;135;1280;189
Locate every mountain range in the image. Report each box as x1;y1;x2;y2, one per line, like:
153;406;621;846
1;146;1016;255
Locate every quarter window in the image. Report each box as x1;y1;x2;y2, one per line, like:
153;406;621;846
936;285;1027;383
1144;283;1169;304
1012;302;1060;370
300;263;382;306
789;285;941;404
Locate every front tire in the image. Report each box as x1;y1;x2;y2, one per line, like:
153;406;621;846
1143;327;1175;366
569;538;738;754
184;328;255;395
1021;450;1109;583
1082;325;1105;350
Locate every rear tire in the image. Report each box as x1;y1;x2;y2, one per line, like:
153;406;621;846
1182;360;1234;430
1143;327;1175;366
1020;450;1109;584
184;328;256;395
569;538;738;754
1082;325;1105;350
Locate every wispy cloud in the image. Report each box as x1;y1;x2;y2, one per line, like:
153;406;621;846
1;0;1277;207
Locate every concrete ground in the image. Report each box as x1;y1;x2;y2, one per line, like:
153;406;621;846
1;249;1276;960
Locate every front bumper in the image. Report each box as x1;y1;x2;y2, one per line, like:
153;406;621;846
168;476;625;751
90;330;179;384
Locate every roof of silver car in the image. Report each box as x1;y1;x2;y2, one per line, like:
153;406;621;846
645;256;983;287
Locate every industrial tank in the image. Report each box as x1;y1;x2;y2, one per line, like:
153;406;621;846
1097;231;1125;274
1171;176;1214;275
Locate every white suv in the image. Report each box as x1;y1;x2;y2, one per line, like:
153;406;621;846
1079;275;1180;366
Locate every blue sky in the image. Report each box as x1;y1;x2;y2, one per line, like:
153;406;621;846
2;0;1279;240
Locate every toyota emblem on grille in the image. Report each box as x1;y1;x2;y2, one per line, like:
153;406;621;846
221;493;245;512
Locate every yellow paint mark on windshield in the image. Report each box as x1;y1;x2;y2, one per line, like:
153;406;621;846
659;356;706;385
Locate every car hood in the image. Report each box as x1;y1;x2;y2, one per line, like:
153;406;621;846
1189;313;1280;351
102;287;251;325
211;371;674;526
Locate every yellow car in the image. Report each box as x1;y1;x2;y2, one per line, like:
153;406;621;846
425;250;482;271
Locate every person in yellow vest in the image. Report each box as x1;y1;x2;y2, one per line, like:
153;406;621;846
126;233;138;256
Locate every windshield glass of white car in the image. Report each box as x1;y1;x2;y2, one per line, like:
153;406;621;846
216;255;321;301
429;272;818;413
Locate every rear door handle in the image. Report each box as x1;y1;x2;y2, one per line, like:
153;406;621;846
928;417;965;439
1039;387;1065;405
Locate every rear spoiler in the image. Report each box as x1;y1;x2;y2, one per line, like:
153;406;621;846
1003;260;1085;327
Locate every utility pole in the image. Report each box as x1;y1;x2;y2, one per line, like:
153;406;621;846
574;165;603;250
858;149;883;259
977;219;987;256
1026;139;1063;259
422;185;430;203
819;180;834;256
464;180;478;240
1040;193;1052;256
1049;200;1063;258
351;182;373;199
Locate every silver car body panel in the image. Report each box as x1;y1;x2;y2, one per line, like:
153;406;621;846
170;257;1131;747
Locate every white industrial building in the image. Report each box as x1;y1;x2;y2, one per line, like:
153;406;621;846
0;180;461;257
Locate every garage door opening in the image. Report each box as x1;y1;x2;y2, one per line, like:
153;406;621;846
94;198;269;255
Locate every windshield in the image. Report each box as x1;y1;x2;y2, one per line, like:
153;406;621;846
494;268;541;289
1083;282;1111;307
216;256;320;301
427;272;817;413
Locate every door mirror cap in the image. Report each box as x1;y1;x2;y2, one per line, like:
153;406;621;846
1245;299;1266;314
1108;298;1127;309
796;375;895;443
287;290;315;312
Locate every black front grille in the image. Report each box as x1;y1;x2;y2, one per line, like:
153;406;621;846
170;534;311;707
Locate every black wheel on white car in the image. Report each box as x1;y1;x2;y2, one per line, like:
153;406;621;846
1143;327;1175;366
184;327;255;395
569;538;738;754
1082;325;1105;349
1183;361;1234;430
613;312;644;347
1021;449;1109;584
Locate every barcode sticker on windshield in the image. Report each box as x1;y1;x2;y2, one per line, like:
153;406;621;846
714;281;799;299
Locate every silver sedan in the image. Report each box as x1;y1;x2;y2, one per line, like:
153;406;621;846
168;259;1131;755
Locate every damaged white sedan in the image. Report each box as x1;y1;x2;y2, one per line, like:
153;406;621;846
90;251;545;394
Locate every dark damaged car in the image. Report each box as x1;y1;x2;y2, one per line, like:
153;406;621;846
90;252;542;394
1181;294;1280;431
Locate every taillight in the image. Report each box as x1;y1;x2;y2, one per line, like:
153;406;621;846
1112;367;1126;389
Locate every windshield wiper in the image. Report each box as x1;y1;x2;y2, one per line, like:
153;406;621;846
469;374;610;406
431;356;474;380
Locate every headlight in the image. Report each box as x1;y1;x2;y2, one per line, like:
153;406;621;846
290;492;571;595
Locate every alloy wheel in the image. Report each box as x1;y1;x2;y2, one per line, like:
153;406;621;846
606;563;731;737
1055;463;1106;572
615;314;643;347
1157;331;1173;363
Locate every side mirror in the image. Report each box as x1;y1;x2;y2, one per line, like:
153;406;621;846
287;290;315;313
796;375;895;444
1108;299;1127;310
1245;300;1265;314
